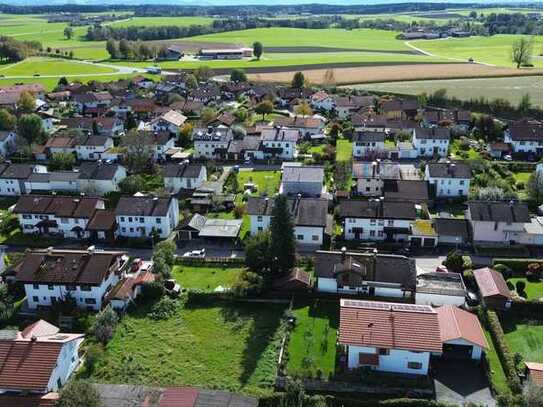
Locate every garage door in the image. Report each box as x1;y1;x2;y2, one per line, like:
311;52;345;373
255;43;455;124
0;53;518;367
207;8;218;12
442;343;472;359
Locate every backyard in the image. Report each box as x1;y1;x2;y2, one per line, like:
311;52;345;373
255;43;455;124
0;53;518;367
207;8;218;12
88;299;287;396
172;265;244;292
483;329;510;395
503;317;543;364
336;139;353;162
287;300;338;379
507;278;543;301
237;170;281;196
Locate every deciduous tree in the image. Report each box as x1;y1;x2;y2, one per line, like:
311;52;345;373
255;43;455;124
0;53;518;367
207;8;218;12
58;380;102;407
291;71;305;89
17;113;44;145
255;100;273;121
63;26;74;40
252;41;263;60
512;37;533;69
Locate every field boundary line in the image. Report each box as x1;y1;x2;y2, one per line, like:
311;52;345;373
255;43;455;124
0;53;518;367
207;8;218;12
404;40;497;67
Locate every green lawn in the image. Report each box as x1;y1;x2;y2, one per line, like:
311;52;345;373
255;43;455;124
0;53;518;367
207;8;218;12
237;170;281;196
309;144;326;155
449;139;481;161
483;329;510;395
287;300;338;379
0;57;116;76
503;318;543;364
88;300;287;396
336;139;353;162
413;34;543;68
172;265;244;292
512;171;532;184
507;278;543;301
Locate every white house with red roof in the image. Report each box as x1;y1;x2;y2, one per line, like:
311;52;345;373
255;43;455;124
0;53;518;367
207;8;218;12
339;299;442;375
0;319;84;394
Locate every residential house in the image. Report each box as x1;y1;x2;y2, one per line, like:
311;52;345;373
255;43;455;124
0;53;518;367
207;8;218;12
424;161;471;198
504;121;543;155
24;171;80;194
412;127;450;158
310;90;335;111
247;196;329;246
132;131;176;161
14;195;106;238
86;209;117;242
61;117;124;138
107;261;155;311
280;165;324;196
75;134;114;161
416;272;467;307
352;160;401;197
273;116;325;137
149;110;187;136
159;45;184;60
178;214;242;242
163;162;207;193
436;305;487;360
77;161;127;195
466;201;530;244
0;163;45;196
381;98;419;120
0;320;84;393
334;95;376;119
14;247;128;310
383;179;431;206
473;267;512;310
193;126;233;160
0;131;17;157
352;131;386;159
261;127;300;160
339;199;416;242
71;91;112;114
434;218;470;246
227;136;263;161
351;113;387;133
315;249;416;298
115;196;179;239
338;299;442;375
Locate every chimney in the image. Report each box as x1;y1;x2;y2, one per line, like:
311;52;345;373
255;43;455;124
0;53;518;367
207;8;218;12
341;246;347;260
372;161;377;177
47;246;53;255
87;245;95;254
31;335;37;342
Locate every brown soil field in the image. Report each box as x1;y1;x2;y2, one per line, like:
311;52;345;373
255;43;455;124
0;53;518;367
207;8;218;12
247;63;543;85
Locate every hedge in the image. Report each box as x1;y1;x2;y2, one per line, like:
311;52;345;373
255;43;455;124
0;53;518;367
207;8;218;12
258;395;453;407
484;310;522;393
492;258;543;276
509;300;543;320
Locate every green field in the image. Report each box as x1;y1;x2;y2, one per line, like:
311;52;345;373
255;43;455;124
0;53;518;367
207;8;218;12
88;300;286;395
287;300;338;379
108;16;213;28
353;76;543;108
172;265;243;291
0;57;116;77
413;34;543;67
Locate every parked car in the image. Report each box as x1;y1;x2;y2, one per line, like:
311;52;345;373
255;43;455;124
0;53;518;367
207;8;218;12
164;279;181;297
183;249;206;258
504;154;513;161
465;291;479;306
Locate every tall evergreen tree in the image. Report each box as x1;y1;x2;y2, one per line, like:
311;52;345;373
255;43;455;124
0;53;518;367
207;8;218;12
269;195;295;275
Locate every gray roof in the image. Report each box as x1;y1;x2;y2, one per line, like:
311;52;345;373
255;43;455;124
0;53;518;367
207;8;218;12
115;196;174;217
468;201;530;223
78;162;122;181
163;162;204;179
338;199;416;220
199;218;242;238
434;218;470;239
414;127;450;140
353;131;386;143
427;162;471;179
314;250;416;290
261;127;300;142
383;180;430;202
282;166;324;183
0;163;34;180
246;197;328;227
416;272;466;296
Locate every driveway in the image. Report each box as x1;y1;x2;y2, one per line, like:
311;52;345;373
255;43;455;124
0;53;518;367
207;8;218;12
433;360;495;406
414;255;446;275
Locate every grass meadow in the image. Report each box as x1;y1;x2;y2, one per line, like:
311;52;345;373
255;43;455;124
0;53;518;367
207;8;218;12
171;265;243;292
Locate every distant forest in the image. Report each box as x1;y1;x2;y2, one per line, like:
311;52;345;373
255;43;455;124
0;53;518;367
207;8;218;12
0;2;518;17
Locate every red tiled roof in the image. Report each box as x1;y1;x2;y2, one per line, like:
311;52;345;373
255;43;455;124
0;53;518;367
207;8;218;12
338;299;442;353
159;387;198;407
436;305;487;349
0;341;63;392
473;268;511;299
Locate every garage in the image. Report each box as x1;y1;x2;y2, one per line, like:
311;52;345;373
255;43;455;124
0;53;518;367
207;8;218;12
442;342;476;360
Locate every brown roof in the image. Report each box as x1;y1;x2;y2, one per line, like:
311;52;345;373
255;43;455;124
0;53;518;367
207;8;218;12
0;393;58;407
272;268;310;291
526;362;543;386
13;195;104;219
338;299;442;353
0;340;63;392
107;271;155;301
473;268;512;299
15;249;125;285
436;305;487;349
44;136;77;149
87;210;116;231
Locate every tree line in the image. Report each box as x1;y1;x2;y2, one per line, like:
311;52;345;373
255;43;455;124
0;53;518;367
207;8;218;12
87;16;338;42
0;36;42;63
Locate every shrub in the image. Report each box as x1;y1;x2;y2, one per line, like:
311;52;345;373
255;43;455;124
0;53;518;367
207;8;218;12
231;270;264;297
493;259;543;276
233;204;246;219
58;380;101;407
516;280;527;297
527;263;542;282
494;263;513;280
149;296;178;320
140;281;164;302
93;306;119;344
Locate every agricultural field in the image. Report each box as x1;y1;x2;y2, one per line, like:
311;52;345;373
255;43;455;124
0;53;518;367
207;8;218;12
0;57;116;77
108;16;213;28
88;300;287;396
351;75;543;108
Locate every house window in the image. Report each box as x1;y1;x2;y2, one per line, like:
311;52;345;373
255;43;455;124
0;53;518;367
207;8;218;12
257;216;263;222
258;227;263;231
80;285;91;292
33;283;39;289
407;361;423;370
297;234;304;240
120;217;125;222
156;218;162;223
85;298;96;304
370;230;376;237
128;217;133;222
48;284;54;290
312;235;319;241
378;348;389;355
370;219;376;225
139;217;144;223
387;220;394;227
32;296;38;302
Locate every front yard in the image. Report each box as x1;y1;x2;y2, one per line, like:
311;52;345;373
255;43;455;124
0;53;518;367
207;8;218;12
286;300;338;379
237;170;281;196
88;300;287;396
172;265;244;292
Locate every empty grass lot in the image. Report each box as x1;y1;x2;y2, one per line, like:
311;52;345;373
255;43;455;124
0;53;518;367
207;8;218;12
0;58;116;76
336;139;353;162
503;318;543;364
237;170;281;196
88;300;287;396
172;265;243;292
287;300;338;379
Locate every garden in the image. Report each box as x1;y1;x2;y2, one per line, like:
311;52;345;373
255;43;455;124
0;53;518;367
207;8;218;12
171;265;244;292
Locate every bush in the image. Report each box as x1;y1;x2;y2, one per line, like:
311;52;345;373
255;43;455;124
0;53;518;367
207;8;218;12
149;296;178;320
231;270;264;297
140;281;164;302
527;263;542;282
516;280;526;296
494;263;513;280
58;380;101;407
493;259;543;276
93;306;119;344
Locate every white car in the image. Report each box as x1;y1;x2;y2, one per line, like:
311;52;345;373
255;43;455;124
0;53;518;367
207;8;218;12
183;249;206;258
